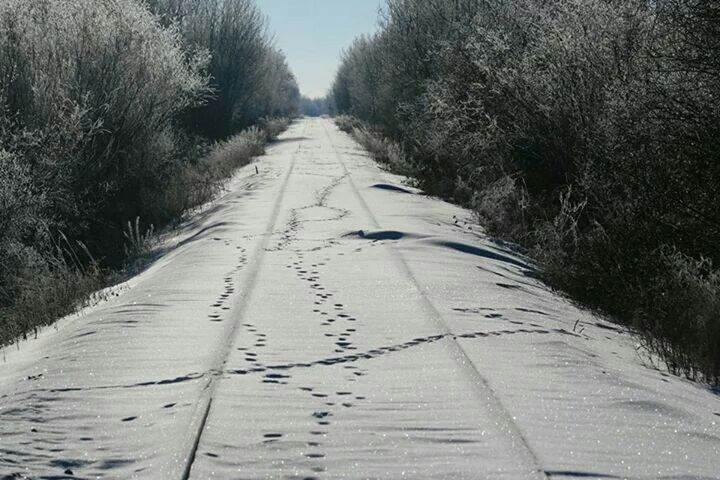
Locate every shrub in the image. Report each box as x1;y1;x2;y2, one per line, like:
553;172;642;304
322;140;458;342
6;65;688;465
332;0;720;383
336;120;415;178
637;251;720;384
5;241;104;345
335;115;362;133
0;0;295;347
147;0;299;139
156;119;289;216
203;126;267;179
0;0;210;254
474;176;529;240
260;117;293;141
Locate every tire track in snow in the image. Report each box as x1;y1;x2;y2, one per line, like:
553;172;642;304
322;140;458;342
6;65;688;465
178;124;306;480
321;120;549;480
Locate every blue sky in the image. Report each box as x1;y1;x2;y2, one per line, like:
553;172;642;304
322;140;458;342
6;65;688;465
258;0;384;98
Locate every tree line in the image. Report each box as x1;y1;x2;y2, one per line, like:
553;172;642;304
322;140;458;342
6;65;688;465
0;0;299;343
300;96;331;117
331;0;720;383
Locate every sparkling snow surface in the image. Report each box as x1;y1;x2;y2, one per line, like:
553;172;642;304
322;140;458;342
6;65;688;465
1;118;718;479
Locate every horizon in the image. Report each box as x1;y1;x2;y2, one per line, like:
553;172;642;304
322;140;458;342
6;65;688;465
258;0;384;98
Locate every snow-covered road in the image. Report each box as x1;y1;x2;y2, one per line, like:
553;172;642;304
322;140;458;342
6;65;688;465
1;118;719;479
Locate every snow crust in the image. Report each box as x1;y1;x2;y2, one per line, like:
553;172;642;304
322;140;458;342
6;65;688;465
1;118;718;479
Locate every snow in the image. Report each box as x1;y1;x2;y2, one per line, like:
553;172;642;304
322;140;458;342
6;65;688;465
1;118;718;479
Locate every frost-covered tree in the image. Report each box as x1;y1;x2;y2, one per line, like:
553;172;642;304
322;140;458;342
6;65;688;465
332;0;720;382
146;0;299;138
0;0;299;345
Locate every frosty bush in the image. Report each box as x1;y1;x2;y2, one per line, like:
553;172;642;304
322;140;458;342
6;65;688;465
260;117;293;141
338;122;414;178
638;251;720;384
0;0;297;346
474;176;528;241
0;0;209;244
334;116;362;134
203;126;267;181
147;0;299;139
332;0;720;383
